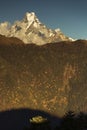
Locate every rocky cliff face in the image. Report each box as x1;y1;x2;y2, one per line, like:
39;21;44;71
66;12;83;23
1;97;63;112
0;36;87;116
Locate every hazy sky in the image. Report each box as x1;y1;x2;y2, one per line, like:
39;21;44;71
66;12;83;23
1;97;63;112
0;0;87;39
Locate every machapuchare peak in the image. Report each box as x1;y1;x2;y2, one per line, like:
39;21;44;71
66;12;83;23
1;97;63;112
0;12;74;45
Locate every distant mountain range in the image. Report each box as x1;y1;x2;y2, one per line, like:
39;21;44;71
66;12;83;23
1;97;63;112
0;12;74;45
0;34;87;116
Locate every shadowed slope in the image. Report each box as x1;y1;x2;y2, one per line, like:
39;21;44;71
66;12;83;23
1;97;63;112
0;38;87;116
0;34;24;45
0;108;60;130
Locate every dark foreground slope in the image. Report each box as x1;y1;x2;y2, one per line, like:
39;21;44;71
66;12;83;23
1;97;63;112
0;36;87;116
0;108;61;130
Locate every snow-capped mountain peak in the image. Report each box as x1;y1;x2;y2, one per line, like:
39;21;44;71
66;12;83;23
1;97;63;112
25;12;36;22
55;28;61;32
0;12;74;45
24;12;41;28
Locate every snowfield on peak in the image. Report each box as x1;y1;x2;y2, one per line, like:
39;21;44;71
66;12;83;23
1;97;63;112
0;12;74;45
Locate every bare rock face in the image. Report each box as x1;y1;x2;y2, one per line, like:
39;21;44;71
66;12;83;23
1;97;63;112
0;37;87;116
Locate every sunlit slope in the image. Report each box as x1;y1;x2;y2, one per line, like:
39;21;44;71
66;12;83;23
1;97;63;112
0;37;87;116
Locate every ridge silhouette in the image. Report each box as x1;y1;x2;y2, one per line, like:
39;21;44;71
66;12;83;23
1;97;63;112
0;109;87;130
0;108;61;130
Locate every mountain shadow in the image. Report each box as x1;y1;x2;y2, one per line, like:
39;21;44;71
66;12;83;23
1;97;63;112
0;108;61;130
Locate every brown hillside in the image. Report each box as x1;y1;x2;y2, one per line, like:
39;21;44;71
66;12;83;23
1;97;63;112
0;34;24;45
0;39;87;116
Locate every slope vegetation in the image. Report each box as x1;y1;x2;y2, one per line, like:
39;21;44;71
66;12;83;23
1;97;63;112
0;36;87;116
